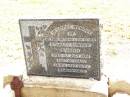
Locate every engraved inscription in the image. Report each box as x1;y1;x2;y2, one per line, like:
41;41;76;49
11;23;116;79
19;19;100;80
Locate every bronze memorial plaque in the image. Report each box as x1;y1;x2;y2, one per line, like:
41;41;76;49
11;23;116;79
19;19;100;80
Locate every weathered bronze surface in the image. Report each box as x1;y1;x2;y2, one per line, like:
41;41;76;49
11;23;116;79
19;19;100;80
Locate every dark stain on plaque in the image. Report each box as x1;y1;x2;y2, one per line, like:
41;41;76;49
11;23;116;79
19;19;100;80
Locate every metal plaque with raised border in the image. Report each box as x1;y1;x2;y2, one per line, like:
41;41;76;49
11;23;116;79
19;19;100;80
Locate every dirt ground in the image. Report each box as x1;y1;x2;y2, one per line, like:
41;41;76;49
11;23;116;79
0;0;130;96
